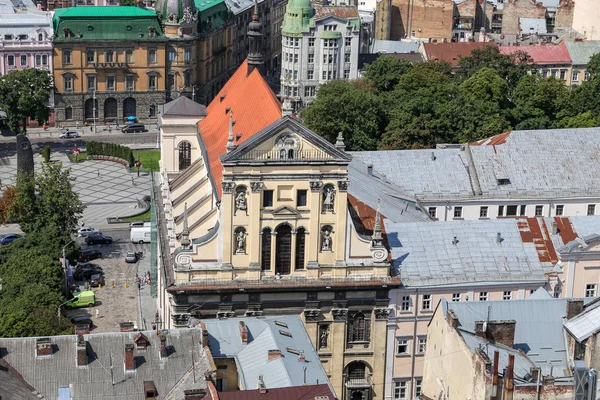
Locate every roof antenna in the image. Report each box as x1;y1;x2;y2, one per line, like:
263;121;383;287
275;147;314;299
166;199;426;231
303;366;307;385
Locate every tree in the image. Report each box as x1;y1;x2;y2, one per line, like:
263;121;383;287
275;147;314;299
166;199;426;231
586;53;600;79
0;186;17;225
364;56;413;92
41;145;51;163
13;162;85;238
0;69;52;133
301;80;386;151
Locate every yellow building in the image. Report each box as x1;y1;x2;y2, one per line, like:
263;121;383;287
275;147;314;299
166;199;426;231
52;6;169;124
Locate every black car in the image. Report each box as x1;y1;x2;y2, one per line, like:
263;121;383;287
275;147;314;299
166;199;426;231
78;249;102;262
70;316;93;330
121;123;146;133
85;234;113;245
89;273;105;287
0;233;23;245
73;263;103;280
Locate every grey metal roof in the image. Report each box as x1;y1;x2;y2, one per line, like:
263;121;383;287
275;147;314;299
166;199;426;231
527;286;553;300
371;39;420;54
569;216;600;238
348;158;431;224
460;331;535;381
447;298;570;376
564;305;600;342
355;127;600;201
350;149;474;200
161;95;208;117
520;18;547;35
386;218;551;286
202;315;330;391
225;0;269;16
0;359;39;400
0;329;209;400
564;40;600;66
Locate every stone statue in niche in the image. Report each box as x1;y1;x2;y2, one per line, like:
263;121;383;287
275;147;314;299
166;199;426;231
323;186;335;212
321;228;332;252
319;325;329;349
234;188;247;215
235;230;247;254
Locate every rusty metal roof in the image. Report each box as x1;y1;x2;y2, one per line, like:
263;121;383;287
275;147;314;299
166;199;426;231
313;6;359;19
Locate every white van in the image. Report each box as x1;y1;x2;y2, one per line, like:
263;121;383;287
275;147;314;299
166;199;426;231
130;226;151;244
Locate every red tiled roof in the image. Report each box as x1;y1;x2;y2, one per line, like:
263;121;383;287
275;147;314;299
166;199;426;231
198;60;281;198
422;42;497;67
314;6;359;19
499;42;571;65
347;194;391;262
218;384;336;400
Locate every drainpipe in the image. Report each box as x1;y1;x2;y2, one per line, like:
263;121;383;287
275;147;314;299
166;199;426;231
491;351;499;400
535;367;541;400
409;288;418;399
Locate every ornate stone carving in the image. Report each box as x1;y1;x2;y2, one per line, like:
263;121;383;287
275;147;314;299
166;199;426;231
371;248;389;263
235;228;247;254
245;310;263;317
173;313;190;326
303;309;321;322
331;308;348;321
374;308;391;320
275;132;301;159
216;311;235;318
310;180;323;192
322;185;335;212
175;252;192;269
320;226;332;252
319;324;330;349
250;181;264;192
180;6;198;25
222;181;235;193
337;180;349;192
234;187;247;215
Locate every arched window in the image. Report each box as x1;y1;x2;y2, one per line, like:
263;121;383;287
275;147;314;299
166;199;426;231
38;33;43;41
105;50;114;63
261;228;271;271
295;227;306;270
347;362;366;379
178;141;191;171
347;312;370;343
275;224;292;275
65;106;73;120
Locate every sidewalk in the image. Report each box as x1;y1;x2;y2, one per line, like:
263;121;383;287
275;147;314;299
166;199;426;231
136;252;157;331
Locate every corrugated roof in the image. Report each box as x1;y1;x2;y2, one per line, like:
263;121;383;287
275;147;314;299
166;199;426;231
198;60;281;198
201;316;331;391
219;384;336;400
313;6;359;19
448;298;571;376
564;40;600;65
0;329;209;399
499;42;571;65
53;5;158;17
371;39;420;54
0;359;39;400
564;305;600;342
388;218;552;286
422;42;497;67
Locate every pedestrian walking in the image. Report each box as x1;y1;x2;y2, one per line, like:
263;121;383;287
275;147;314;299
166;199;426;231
137;280;141;290
131;177;135;185
97;170;100;178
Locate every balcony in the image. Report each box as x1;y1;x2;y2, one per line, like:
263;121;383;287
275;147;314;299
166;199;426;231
93;62;130;69
345;376;372;389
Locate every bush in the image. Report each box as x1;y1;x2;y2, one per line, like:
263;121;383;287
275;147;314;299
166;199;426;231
85;141;135;167
41;145;51;163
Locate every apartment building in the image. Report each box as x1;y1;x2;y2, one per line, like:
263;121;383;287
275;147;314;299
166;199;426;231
500;42;572;81
564;40;600;86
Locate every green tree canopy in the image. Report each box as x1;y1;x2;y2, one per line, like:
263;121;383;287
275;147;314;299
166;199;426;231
364;56;413;92
0;69;52;133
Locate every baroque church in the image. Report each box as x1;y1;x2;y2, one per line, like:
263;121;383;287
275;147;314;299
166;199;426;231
155;5;421;399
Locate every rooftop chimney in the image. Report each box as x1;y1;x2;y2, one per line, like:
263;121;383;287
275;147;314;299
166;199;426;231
159;334;167;359
125;344;135;371
76;335;87;367
75;323;90;335
200;323;209;347
431;152;436;161
446;309;459;329
503;354;515;399
367;164;373;176
475;320;516;348
551;220;558;235
298;351;306;362
452;236;458;245
496;232;502;244
566;298;584;320
184;389;208;400
239;321;248;344
258;375;267;394
120;321;135;332
36;338;52;357
267;349;282;361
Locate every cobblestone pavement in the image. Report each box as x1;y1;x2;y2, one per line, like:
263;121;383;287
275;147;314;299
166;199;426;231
64;228;154;333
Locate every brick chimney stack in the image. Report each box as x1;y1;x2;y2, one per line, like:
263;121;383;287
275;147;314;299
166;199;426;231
268;349;281;361
200;322;209;347
36;338;52;357
120;322;135;332
566;299;584;320
446;309;459;329
76;335;87;367
125;344;135;371
475;320;516;348
159;334;167;358
239;321;248;344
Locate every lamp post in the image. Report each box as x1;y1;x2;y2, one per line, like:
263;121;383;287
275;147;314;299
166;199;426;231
62;240;74;296
92;89;96;133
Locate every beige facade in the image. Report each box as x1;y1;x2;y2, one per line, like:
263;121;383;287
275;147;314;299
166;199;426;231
572;0;600;40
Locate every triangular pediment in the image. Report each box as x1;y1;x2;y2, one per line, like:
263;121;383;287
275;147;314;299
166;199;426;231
220;116;352;165
272;205;300;216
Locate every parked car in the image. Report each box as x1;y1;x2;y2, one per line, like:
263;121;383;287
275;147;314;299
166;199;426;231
74;263;103;280
65;291;95;308
121;123;146;133
89;273;105;287
124;251;141;263
78;226;101;237
78;249;102;262
0;233;23;245
129;221;150;229
59;130;79;139
70;315;93;330
85;234;113;245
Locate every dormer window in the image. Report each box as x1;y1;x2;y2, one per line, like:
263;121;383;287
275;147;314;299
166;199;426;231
62;28;71;38
38;33;43;41
4;34;12;40
148;27;157;38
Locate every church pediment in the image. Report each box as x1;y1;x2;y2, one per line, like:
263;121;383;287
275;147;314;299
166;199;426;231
271;205;300;216
220;116;351;165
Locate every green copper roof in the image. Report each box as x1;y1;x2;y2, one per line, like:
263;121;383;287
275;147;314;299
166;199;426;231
53;6;165;42
53;6;158;18
195;0;224;12
195;0;228;33
281;0;314;35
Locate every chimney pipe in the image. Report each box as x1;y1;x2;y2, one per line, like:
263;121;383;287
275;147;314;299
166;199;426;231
551;220;558;235
452;236;458;245
239;321;248;344
367;164;373;176
496;232;502;244
125;344;135;371
431;152;436;161
491;351;499;399
159;334;167;358
267;349;282;360
200;322;209;347
258;375;267;394
36;338;52;357
76;335;87;367
503;354;514;400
